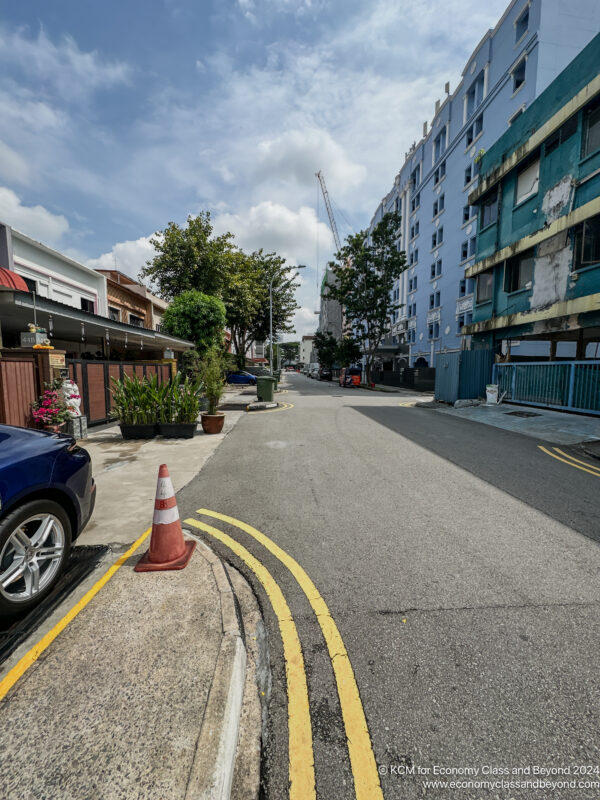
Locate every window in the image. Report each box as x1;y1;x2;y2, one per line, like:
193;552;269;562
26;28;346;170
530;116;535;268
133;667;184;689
469;236;477;257
80;298;94;313
410;192;420;212
433;129;446;162
572;213;600;270
512;58;526;93
481;190;498;228
466;71;485;118
465;311;473;325
461;241;469;260
476;271;493;303
434;161;446;185
463;204;472;223
409;249;418;265
129;313;145;327
429;291;440;309
428;322;440;340
515;7;529;41
505;249;534;292
459;279;466;297
431;233;437;249
431;226;443;248
430;260;442;279
466;113;483;146
394;196;401;214
515;157;539;204
109;306;120;322
411;165;421;189
464;165;472;185
457;315;465;334
582;99;600;158
438;194;445;213
410;221;419;238
433;199;438;217
544;115;578;156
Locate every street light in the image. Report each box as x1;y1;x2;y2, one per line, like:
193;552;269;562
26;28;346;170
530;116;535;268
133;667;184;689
270;265;306;375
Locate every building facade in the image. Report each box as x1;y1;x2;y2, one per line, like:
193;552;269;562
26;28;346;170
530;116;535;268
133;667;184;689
96;269;167;331
366;0;600;368
465;33;600;362
299;335;315;364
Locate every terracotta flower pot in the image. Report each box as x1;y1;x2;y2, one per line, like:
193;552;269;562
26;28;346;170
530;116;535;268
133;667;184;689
200;412;225;434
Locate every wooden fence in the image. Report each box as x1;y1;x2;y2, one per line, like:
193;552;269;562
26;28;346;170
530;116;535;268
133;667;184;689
68;360;173;426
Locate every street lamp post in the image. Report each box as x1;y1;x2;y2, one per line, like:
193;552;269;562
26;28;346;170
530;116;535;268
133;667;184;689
270;266;306;375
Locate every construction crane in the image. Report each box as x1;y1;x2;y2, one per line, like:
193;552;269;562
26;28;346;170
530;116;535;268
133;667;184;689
315;170;341;252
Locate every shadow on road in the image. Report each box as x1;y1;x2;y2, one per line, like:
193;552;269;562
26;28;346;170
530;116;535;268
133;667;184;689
351;404;600;544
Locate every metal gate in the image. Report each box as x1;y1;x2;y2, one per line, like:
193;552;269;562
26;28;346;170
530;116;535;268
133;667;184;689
67;360;173;425
494;361;600;415
435;350;494;404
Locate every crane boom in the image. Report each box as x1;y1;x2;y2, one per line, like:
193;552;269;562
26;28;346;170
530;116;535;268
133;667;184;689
315;170;341;252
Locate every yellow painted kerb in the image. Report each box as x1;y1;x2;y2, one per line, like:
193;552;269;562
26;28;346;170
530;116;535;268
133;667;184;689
185;518;315;800
0;526;152;702
196;509;384;800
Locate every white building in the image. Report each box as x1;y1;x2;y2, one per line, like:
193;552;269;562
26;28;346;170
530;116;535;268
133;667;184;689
299;335;315;364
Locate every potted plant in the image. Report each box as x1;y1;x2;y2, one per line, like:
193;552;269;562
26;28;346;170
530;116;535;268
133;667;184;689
157;374;203;438
110;375;157;439
32;380;71;432
200;347;226;434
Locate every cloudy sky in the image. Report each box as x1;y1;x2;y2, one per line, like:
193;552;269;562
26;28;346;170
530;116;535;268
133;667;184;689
0;0;508;338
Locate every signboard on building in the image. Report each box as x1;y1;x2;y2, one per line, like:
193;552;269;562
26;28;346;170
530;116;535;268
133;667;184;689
49;353;66;367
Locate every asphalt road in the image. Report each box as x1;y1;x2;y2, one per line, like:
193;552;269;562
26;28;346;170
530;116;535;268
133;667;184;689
178;374;600;800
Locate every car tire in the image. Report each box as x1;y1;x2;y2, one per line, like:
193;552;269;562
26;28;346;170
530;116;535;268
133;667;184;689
0;499;72;619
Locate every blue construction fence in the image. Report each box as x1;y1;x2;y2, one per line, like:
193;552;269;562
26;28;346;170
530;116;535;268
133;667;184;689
494;361;600;416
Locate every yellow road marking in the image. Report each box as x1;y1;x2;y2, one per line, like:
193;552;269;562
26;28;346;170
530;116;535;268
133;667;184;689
185;518;315;800
538;445;600;477
398;401;417;407
195;509;383;800
246;402;294;414
0;526;152;702
552;447;600;474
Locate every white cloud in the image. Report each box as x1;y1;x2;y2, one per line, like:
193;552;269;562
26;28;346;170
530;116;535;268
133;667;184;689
0;27;131;102
86;235;158;280
0;140;31;185
213;201;333;266
255;128;366;193
289;305;319;340
0;187;68;245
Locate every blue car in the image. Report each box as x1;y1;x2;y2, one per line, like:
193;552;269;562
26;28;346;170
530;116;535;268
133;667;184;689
0;425;96;619
226;371;257;385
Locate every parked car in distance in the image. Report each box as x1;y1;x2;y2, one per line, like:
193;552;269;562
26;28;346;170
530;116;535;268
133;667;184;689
241;366;269;377
226;370;258;385
318;367;332;381
309;364;320;378
0;425;96;619
340;367;362;387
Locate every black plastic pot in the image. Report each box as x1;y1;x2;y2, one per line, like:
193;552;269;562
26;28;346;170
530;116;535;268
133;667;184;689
157;422;197;439
119;423;157;439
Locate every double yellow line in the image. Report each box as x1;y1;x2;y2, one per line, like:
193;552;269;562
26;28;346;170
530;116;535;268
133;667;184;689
185;509;383;800
538;445;600;477
246;402;294;414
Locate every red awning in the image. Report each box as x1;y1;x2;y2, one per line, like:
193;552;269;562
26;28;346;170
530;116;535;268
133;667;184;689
0;268;29;292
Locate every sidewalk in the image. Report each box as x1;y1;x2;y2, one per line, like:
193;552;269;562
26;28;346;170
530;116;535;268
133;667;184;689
433;401;600;445
0;391;262;800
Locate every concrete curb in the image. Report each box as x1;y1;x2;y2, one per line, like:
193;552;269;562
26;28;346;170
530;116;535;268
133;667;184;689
185;538;247;800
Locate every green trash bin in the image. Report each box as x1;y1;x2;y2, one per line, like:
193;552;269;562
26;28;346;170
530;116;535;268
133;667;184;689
256;376;275;402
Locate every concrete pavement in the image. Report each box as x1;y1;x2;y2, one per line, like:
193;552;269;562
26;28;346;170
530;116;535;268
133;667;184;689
0;390;262;800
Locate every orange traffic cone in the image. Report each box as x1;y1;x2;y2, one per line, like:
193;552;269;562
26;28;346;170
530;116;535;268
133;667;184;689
135;464;196;572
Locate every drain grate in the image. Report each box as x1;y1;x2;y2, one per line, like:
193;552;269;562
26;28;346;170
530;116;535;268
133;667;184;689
505;410;542;418
0;544;109;665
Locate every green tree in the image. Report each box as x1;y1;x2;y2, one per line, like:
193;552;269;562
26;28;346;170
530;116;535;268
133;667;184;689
222;250;266;369
313;331;338;370
324;212;406;385
280;342;299;365
335;335;362;367
140;212;235;299
162;290;226;356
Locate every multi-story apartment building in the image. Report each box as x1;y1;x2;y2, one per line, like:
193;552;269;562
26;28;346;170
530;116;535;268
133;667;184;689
466;33;600;366
366;0;600;368
299;335;315;364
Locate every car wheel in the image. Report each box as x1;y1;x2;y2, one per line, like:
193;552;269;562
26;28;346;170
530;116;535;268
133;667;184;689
0;499;72;619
